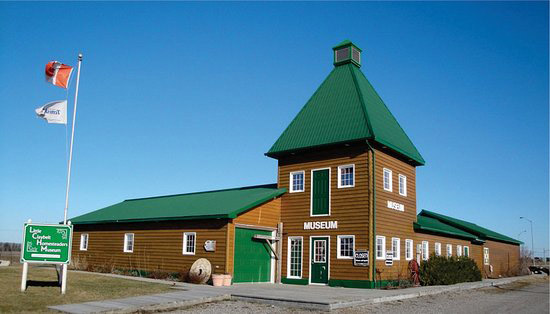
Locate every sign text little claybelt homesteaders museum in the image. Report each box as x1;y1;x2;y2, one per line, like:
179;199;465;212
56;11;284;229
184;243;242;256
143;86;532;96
21;223;72;264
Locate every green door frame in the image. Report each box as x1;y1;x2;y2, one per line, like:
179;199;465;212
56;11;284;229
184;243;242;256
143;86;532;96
311;168;331;216
309;236;330;284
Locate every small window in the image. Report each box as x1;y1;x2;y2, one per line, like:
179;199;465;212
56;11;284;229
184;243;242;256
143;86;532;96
435;243;441;256
464;246;469;257
398;174;407;196
405;239;413;260
287;237;303;278
338;165;355;188
376;235;386;260
124;233;134;253
80;234;89;251
484;248;490;265
457;245;462;257
290;171;305;193
183;232;196;255
446;244;452;257
313;240;327;263
383;168;392;192
422;241;429;260
352;47;360;64
335;47;350;63
337;235;355;259
392;237;400;260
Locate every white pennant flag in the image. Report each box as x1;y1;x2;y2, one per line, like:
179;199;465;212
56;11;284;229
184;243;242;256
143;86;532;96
35;100;67;124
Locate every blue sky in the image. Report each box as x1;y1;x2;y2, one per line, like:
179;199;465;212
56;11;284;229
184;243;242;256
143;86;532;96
0;2;548;254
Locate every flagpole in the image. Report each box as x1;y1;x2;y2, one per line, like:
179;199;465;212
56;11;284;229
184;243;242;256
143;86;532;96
63;53;82;225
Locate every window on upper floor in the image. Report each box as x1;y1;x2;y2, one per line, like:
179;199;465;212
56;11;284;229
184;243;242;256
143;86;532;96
435;242;441;256
338;165;355;188
289;171;305;193
383;168;392;192
392;237;400;260
337;235;354;259
405;239;413;260
398;174;407;196
376;235;386;260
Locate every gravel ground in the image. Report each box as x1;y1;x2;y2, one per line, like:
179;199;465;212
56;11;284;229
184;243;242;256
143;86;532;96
160;276;549;314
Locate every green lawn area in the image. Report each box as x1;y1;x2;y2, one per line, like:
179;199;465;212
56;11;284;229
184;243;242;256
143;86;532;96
0;264;173;313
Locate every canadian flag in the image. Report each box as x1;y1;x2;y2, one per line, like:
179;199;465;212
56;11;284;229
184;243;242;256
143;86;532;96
45;61;73;89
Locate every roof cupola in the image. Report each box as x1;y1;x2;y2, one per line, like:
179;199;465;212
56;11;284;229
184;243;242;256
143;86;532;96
332;39;361;67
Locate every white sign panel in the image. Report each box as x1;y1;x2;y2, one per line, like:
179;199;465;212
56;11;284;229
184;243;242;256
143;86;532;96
385;251;394;266
387;201;404;212
303;221;338;230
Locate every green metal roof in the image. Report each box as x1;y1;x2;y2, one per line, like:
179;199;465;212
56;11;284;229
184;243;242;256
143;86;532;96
419;210;522;245
70;184;286;225
266;41;424;166
414;215;480;242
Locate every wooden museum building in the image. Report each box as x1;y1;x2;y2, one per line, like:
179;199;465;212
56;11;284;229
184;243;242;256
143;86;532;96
70;40;521;288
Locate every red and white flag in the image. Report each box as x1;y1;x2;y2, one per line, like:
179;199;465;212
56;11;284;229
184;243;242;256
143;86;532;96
45;61;73;89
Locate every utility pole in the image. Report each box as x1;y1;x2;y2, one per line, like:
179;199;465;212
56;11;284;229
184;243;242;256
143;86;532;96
520;217;534;266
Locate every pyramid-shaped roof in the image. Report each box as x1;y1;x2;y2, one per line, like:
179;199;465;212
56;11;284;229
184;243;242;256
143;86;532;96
266;41;425;166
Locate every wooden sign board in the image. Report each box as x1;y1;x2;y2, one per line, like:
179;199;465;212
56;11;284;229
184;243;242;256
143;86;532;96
353;249;369;266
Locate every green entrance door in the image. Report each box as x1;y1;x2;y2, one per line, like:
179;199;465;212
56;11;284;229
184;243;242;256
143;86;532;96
310;237;329;284
233;227;272;283
312;169;329;215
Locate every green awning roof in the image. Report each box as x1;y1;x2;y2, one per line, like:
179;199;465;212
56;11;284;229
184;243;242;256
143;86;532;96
418;210;522;245
266;41;424;166
414;215;480;241
70;184;286;225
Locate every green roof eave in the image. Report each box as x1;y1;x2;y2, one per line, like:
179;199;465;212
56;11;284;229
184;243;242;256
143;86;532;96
373;137;425;166
227;188;287;218
413;222;480;242
70;213;230;225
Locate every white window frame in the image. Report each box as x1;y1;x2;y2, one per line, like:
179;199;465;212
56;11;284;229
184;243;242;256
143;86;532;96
383;168;393;192
287;236;303;279
398;174;407;196
446;244;452;257
464;246;469;257
457;245;462;257
435;242;441;256
337;235;355;259
405;239;413;260
391;237;400;260
484;248;490;265
376;235;386;260
123;233;134;253
289;171;305;193
183;232;196;255
80;233;89;251
422;241;429;260
337;164;355;188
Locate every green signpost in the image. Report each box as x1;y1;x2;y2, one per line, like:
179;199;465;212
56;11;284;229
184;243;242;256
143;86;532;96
21;223;72;264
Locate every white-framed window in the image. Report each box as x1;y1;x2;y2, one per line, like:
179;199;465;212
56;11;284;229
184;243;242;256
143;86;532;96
422;241;429;260
80;233;89;251
405;239;413;260
313;240;327;263
183;232;196;255
289;171;305;193
123;233;134;253
287;236;303;278
446;244;452;257
464;246;469;257
457;245;462;257
383;168;392;192
376;235;386;260
337;165;355;188
337;235;355;259
484;248;490;265
398;174;407;196
435;242;441;256
391;237;400;260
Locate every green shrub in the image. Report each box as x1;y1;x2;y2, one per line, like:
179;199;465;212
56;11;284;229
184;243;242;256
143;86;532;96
420;254;481;286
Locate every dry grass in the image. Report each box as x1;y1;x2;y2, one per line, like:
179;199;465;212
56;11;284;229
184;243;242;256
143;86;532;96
0;264;172;313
